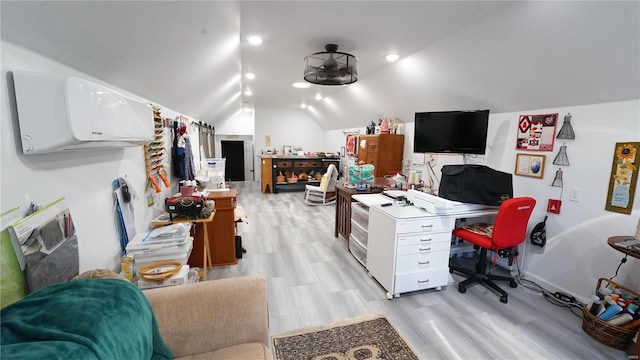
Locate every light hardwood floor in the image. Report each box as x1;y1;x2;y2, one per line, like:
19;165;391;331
211;181;630;359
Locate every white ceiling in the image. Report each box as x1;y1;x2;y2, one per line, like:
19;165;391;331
2;1;639;130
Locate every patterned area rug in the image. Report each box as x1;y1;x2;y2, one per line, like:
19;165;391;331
272;314;419;360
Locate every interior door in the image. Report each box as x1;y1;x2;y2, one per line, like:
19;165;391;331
243;141;254;181
221;140;244;181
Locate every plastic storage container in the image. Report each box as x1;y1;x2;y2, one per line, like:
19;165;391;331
351;202;370;229
349;234;367;266
204;158;226;189
350;220;368;248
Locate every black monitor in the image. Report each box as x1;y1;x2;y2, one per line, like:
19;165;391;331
414;110;489;154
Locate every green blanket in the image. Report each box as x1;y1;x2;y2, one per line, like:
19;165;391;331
1;278;173;360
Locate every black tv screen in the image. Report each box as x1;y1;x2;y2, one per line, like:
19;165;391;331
413;110;489;154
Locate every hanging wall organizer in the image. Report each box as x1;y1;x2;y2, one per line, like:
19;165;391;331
145;106;170;198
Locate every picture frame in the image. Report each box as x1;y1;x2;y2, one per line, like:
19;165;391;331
515;113;558;151
345;134;357;156
605;142;639;215
282;145;292;155
514;153;546;179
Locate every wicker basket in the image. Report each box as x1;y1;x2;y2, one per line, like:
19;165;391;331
581;278;639;350
286;178;298;184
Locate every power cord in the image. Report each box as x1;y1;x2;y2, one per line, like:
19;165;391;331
512;259;585;318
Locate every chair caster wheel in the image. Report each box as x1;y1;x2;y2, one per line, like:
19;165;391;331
458;284;466;293
500;295;508;303
510;280;518;288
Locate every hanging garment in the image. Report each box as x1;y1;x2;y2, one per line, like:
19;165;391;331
172;122;185;179
183;135;195;180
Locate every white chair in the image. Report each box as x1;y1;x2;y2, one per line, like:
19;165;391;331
304;164;338;205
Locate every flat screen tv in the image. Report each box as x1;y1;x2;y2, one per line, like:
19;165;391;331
413;109;489;154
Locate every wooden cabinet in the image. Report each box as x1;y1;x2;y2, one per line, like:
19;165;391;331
190;189;238;268
261;157;273;193
266;156;340;193
357;134;404;177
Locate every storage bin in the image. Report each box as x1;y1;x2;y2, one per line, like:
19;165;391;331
349;234;367;267
350;220;368;248
351;202;370;229
581;278;639;350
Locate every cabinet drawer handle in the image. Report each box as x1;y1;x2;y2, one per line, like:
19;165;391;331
421;224;433;228
418;261;430;265
419;247;431;252
417;279;430;283
420;238;432;243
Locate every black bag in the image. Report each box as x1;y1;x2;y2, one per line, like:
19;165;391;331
439;165;513;206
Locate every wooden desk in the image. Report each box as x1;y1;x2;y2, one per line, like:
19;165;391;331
334;178;390;241
151;211;215;280
190;189;238;267
607;235;640;260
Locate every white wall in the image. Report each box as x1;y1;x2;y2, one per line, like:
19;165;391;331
215;109;254;136
0;41;191;273
253;106;326;179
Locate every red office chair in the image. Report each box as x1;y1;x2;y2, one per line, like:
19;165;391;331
449;197;536;303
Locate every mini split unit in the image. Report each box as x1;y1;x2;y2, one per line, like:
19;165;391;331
12;71;154;154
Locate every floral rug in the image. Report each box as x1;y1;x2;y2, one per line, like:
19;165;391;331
272;314;419;360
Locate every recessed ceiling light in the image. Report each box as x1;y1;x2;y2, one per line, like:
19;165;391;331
315;93;322;101
245;72;255;80
247;35;263;46
244;90;253;96
300;102;307;109
292;82;311;89
385;53;400;62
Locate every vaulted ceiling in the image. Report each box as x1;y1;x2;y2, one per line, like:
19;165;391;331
2;1;638;130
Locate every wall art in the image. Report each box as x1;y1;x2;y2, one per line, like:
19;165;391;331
345;134;357;156
515;113;558;151
514;153;546;179
605;142;639;215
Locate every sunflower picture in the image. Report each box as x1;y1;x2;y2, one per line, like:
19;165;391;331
606;142;640;214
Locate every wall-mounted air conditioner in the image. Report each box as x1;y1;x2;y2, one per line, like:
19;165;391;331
12;71;154;154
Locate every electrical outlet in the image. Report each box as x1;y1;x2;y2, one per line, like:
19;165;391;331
569;187;581;202
428;154;437;167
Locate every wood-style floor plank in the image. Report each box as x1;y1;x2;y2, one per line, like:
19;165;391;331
211;181;630;359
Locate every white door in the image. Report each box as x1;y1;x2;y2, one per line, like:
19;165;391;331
243;141;254;181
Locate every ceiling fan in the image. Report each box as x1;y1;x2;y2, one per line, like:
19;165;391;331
304;44;358;85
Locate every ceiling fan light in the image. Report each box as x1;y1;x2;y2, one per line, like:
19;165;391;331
304;44;358;86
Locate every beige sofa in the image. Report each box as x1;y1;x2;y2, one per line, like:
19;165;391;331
144;276;272;360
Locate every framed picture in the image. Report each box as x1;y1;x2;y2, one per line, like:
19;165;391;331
514;153;546;179
341;146;346;157
515;113;558;151
605;142;639;215
282;145;292;155
345;134;357;156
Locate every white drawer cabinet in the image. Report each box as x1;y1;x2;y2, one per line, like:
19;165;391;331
396;217;453;234
394;268;451;294
367;204;455;299
395;250;450;273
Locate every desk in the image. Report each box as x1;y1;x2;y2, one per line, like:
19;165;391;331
151;211;215;281
191;189;238;267
607;235;640;260
367;203;498;299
